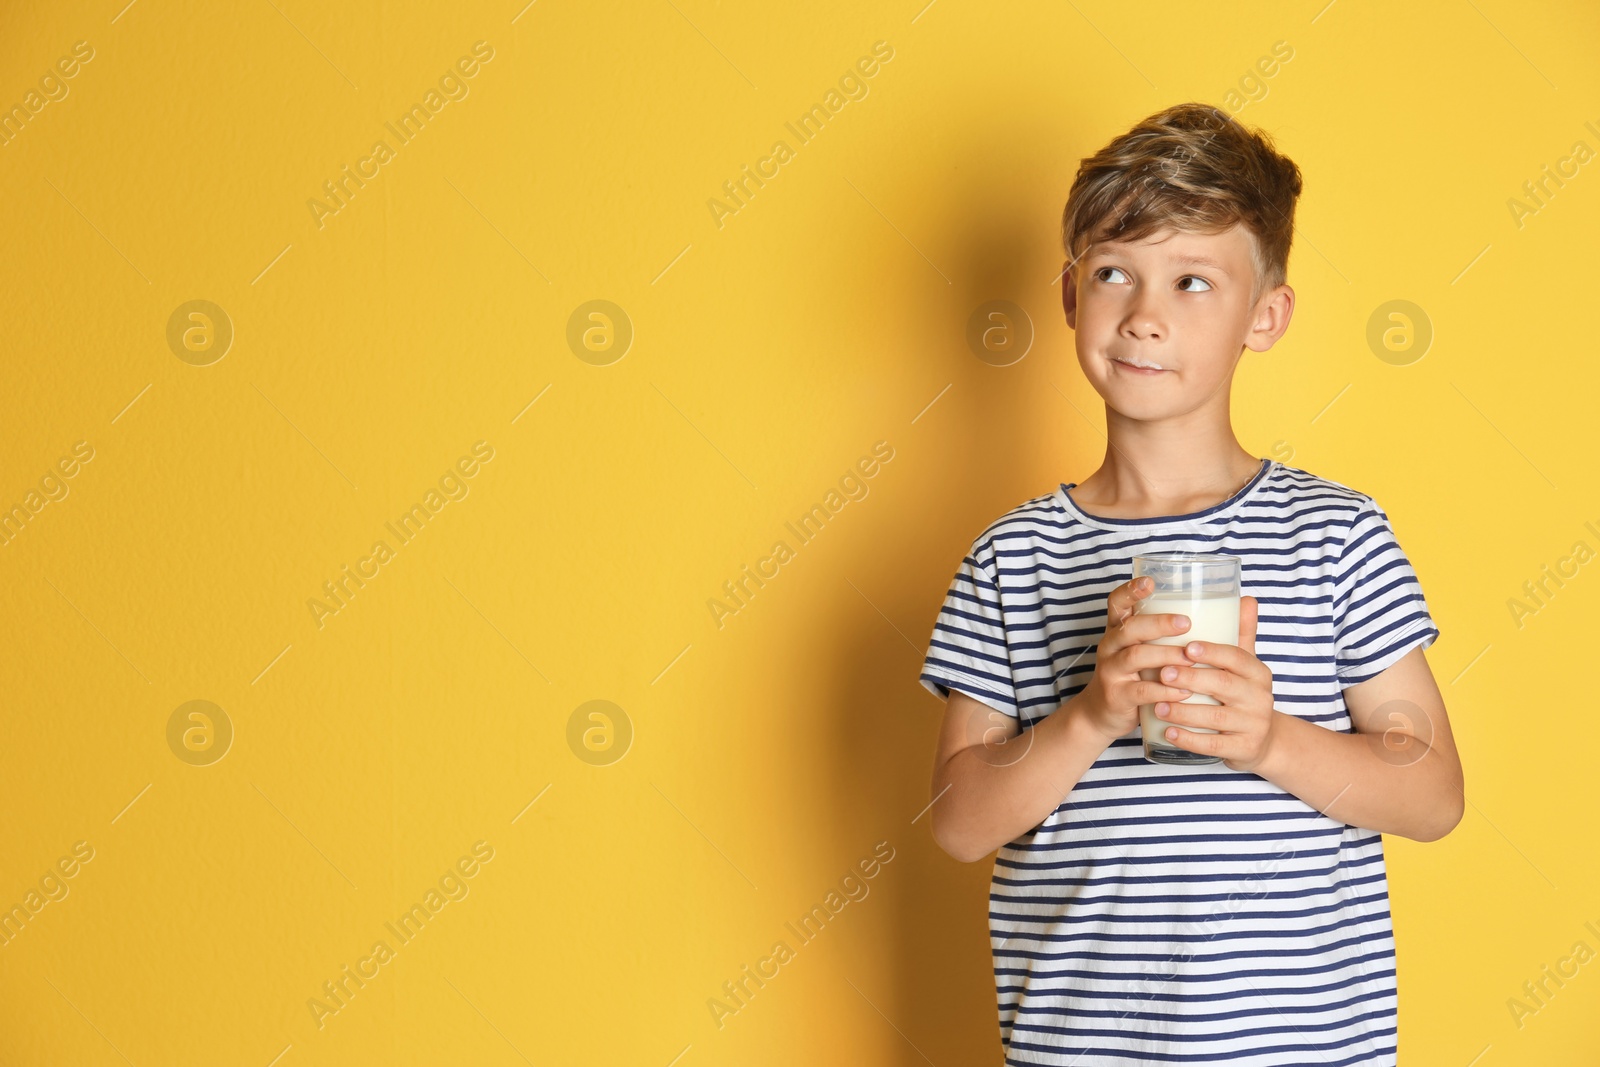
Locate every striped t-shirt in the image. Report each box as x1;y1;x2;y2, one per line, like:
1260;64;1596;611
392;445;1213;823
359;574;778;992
919;457;1439;1066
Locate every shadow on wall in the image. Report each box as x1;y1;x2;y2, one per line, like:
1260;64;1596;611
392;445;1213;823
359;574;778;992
820;115;1092;1064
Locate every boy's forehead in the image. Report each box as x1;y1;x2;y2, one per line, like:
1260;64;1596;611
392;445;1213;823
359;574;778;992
1086;222;1250;257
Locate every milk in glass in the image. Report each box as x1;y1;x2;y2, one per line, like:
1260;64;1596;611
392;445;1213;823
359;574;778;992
1132;588;1241;755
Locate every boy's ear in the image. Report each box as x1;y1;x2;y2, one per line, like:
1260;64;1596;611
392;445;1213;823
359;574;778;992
1061;261;1077;329
1244;283;1295;352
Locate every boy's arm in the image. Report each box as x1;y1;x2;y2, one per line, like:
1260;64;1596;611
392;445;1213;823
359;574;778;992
929;689;1115;863
1257;646;1465;841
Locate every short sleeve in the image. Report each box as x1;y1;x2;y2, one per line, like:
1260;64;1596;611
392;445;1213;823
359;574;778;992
919;538;1019;718
1331;496;1440;686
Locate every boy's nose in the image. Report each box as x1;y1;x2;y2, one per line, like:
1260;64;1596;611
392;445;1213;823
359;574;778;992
1122;312;1165;341
1121;293;1167;340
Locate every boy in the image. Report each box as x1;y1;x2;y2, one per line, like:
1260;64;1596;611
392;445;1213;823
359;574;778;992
919;102;1464;1065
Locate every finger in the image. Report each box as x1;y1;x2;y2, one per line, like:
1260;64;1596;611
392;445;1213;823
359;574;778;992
1139;680;1195;704
1159;663;1241;705
1110;576;1154;625
1158;723;1244;759
1177;640;1269;684
1108;609;1192;660
1238;596;1258;657
1155;700;1232;733
1126;641;1204;673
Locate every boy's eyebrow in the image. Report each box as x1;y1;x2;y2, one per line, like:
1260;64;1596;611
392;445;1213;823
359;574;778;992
1169;253;1233;277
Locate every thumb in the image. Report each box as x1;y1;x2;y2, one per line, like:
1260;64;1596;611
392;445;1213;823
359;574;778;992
1239;596;1258;656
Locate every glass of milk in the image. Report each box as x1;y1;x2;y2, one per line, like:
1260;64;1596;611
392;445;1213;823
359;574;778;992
1132;553;1241;766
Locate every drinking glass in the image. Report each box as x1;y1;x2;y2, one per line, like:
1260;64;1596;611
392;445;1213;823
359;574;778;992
1133;554;1241;766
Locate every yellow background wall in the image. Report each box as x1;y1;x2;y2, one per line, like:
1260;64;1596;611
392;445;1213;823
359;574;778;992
1;0;1596;1063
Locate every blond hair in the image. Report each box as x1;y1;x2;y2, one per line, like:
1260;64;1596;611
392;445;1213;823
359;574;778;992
1061;102;1303;302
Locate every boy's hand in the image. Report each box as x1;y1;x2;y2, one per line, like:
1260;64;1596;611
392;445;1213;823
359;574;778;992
1076;576;1201;744
1151;596;1281;772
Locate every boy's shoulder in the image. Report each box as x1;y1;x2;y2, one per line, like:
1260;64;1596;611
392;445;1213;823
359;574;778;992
1250;459;1381;512
967;459;1382;555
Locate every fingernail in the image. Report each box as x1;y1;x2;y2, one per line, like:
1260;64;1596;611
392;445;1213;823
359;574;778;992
1175;616;1190;630
1155;703;1169;715
1187;642;1203;656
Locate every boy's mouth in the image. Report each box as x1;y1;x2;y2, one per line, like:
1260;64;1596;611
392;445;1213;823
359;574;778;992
1111;356;1169;374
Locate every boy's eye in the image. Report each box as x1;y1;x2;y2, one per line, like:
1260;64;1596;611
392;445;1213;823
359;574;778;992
1092;267;1212;292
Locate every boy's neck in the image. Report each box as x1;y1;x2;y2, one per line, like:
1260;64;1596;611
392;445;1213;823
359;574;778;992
1068;425;1262;520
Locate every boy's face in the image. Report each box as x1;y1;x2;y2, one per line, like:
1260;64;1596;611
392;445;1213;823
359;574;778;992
1061;222;1293;421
